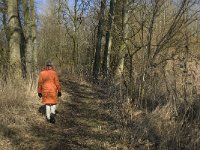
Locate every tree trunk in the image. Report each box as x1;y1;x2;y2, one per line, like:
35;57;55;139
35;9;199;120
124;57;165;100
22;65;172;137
30;0;37;75
2;0;9;81
18;6;27;78
2;0;9;43
74;0;78;66
23;0;32;77
93;0;106;82
8;0;22;79
102;0;116;78
114;0;129;83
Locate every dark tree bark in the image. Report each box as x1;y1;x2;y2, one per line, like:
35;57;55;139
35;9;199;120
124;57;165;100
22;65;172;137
18;4;27;78
102;0;116;78
93;0;106;82
23;0;32;77
2;0;9;81
30;0;37;75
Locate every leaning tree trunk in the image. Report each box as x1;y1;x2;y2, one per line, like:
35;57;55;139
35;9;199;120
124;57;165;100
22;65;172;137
8;0;22;79
92;0;106;82
102;0;116;78
18;6;27;78
30;0;37;76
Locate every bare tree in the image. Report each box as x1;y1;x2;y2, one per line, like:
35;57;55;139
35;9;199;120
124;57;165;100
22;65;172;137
93;0;106;82
102;0;116;78
30;0;37;75
113;0;129;83
1;0;9;80
23;0;32;77
8;0;22;79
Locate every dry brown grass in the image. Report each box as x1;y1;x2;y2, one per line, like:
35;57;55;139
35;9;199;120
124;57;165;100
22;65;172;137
0;73;199;150
104;56;200;149
0;79;39;149
108;89;200;149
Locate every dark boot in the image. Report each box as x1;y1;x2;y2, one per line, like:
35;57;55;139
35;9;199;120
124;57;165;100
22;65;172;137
50;113;56;124
46;118;51;123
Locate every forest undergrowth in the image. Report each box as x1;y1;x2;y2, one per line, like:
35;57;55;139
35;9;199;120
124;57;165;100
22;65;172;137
104;81;200;149
0;79;38;149
0;75;199;150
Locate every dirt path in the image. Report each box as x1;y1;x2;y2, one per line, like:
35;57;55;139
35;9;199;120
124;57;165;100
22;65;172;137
30;79;124;150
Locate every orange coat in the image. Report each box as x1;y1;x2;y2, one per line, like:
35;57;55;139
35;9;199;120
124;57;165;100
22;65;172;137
38;67;61;104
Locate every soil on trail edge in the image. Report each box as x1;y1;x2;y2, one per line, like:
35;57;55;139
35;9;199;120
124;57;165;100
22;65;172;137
32;79;124;150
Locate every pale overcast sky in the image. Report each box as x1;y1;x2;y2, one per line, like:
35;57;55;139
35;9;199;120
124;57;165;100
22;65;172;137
35;0;48;14
35;0;74;14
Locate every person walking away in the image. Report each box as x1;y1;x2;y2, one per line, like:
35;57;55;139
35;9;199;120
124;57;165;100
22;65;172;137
38;61;62;124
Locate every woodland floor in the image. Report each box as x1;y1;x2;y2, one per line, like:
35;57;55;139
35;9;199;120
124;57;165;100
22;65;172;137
1;78;198;150
0;78;130;150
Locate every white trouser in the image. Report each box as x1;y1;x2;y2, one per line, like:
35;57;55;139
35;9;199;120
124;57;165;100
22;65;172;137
46;105;56;120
